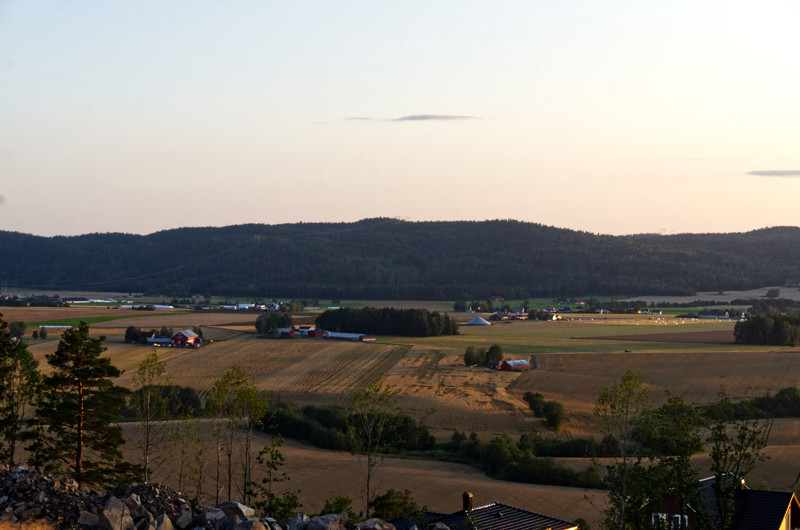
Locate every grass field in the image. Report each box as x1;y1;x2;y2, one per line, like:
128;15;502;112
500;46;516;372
5;302;800;527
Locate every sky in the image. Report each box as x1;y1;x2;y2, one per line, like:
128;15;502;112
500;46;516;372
2;0;800;237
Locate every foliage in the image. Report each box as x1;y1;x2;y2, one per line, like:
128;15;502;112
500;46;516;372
38;327;47;339
485;344;503;362
594;370;652;530
120;385;203;419
0;315;41;465
320;494;360;521
704;392;771;529
523;391;565;430
8;321;25;336
316;307;458;337
29;322;137;486
247;435;301;520
5;221;800;299
255;312;293;335
463;346;482;366
734;314;800;346
370;489;427;521
128;350;173;483
348;375;397;516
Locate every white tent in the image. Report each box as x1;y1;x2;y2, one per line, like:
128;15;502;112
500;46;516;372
465;316;491;326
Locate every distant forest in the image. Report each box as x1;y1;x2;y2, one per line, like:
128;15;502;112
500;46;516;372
2;219;800;300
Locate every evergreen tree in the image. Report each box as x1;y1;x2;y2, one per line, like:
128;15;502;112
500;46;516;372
30;321;136;486
0;315;41;465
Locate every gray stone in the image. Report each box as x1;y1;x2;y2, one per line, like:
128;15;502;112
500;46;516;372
282;513;310;530
218;515;244;530
79;510;101;526
153;514;175;530
234;521;266;530
102;495;135;530
219;501;255;518
307;513;347;530
175;503;193;529
355;518;396;530
203;506;226;525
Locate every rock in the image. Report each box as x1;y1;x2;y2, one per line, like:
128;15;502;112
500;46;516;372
355;519;396;530
153;514;175;530
79;510;101;526
175;503;193;529
307;513;348;530
218;515;245;530
282;513;310;530
234;521;266;530
219;501;255;518
101;495;135;530
203;506;227;525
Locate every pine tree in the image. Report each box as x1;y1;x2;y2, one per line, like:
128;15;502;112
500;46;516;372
30;321;137;486
0;315;41;465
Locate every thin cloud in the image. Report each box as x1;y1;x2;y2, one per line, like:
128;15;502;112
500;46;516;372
344;114;480;122
747;170;800;177
394;114;478;121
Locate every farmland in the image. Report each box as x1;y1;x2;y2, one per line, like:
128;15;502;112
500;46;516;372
4;303;800;527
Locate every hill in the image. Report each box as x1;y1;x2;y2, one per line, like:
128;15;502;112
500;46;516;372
2;219;800;299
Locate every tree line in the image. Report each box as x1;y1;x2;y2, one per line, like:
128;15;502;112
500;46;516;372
4;220;800;299
315;307;458;337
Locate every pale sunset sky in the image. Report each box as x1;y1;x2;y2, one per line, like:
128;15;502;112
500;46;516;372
2;1;799;236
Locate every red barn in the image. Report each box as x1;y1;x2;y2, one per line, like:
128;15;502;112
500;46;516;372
172;329;200;347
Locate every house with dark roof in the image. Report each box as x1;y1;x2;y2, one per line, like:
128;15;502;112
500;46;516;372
391;493;578;530
654;476;800;529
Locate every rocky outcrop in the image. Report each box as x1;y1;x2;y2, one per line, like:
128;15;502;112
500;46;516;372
0;466;396;530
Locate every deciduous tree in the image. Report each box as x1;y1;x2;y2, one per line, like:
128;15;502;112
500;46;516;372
348;374;396;516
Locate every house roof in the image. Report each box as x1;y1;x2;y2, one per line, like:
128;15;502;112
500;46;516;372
392;502;577;530
174;329;198;338
731;490;797;530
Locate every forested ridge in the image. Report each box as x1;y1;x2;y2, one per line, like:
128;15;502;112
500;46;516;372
2;219;799;299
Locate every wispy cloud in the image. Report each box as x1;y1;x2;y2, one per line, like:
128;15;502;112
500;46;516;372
344;114;480;122
747;170;800;177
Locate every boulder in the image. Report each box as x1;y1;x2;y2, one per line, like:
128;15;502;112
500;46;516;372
355;519;396;530
219;501;255;518
234;520;267;530
307;513;348;530
282;513;310;530
101;495;135;530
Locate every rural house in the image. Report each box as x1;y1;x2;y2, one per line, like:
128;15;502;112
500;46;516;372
654;476;800;529
392;492;578;530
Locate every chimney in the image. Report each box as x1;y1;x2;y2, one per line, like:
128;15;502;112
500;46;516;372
463;492;473;512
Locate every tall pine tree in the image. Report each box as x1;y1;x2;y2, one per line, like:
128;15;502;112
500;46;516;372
30;321;136;486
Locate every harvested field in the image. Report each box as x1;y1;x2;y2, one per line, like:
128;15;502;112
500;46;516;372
120;426;608;527
585;329;735;344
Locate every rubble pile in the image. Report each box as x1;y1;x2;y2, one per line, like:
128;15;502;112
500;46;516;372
0;466;396;530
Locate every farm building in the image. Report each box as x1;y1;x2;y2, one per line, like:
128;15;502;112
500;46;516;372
172;329;200;347
275;327;296;339
465;316;491;326
698;310;729;319
307;329;327;338
325;331;375;342
146;337;172;347
498;360;531;371
489;313;512;322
